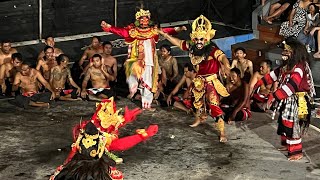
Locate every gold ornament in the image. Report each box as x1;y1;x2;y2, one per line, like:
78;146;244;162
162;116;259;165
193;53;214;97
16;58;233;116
135;9;151;20
96;97;125;130
81;136;97;149
190;15;216;41
90;149;97;157
189;53;205;65
296;92;308;119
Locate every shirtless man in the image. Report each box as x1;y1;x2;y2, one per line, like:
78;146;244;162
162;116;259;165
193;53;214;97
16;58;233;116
82;41;117;80
36;46;57;81
0;53;23;96
231;47;253;82
11;62;56;108
221;68;251;124
50;54;81;101
0;40;18;66
78;36;103;68
81;54;115;101
166;63;196;114
248;59;273;111
37;36;63;60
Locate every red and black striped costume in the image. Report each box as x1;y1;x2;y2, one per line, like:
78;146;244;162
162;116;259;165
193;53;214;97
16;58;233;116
255;62;313;158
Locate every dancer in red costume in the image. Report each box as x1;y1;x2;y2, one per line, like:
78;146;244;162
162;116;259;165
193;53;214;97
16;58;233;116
158;15;231;142
50;97;158;179
101;9;186;111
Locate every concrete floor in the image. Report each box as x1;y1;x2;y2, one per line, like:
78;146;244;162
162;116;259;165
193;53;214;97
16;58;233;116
0;98;320;180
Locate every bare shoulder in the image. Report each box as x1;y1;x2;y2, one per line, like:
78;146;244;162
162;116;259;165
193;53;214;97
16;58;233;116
247;59;253;65
10;48;18;53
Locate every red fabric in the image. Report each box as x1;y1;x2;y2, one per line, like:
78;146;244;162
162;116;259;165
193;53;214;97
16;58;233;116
123;107;142;124
62;89;73;95
252;93;267;103
209;104;224;117
282;119;294;129
108;125;158;151
287;138;303;156
197;48;221;75
182;99;192;109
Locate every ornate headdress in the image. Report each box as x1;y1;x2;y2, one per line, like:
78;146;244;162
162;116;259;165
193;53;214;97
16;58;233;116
95;97;125;130
282;40;292;52
135;9;151;20
78;122;106;159
190;15;216;41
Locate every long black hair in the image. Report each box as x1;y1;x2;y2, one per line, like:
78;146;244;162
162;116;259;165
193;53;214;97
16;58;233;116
285;38;310;70
54;154;115;180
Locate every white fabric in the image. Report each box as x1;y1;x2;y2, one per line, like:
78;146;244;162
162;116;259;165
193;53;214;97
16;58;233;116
141;65;153;108
286;138;302;145
294;67;303;78
270;71;277;81
143;39;154;66
282;85;293;96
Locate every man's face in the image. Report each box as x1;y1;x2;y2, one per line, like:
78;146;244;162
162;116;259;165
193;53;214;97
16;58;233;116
235;50;246;59
230;71;239;85
92;38;100;49
103;44;112;55
160;47;170;58
259;62;270;75
2;43;11;54
193;38;206;50
92;57;102;68
60;58;69;68
21;64;31;76
139;16;150;28
12;59;22;68
45;48;54;59
45;37;55;47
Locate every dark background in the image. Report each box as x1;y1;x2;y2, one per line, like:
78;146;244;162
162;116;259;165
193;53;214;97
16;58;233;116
0;0;254;42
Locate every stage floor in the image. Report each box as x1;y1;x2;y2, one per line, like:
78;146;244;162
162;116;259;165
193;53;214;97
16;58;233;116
0;98;319;179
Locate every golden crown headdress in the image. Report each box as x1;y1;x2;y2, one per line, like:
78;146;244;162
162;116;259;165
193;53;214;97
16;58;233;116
96;97;124;129
190;15;216;41
135;9;151;20
282;40;292;52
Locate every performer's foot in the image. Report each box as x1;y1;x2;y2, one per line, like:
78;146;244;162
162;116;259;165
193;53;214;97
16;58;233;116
220;136;227;143
189;118;201;127
277;146;287;151
288;154;303;161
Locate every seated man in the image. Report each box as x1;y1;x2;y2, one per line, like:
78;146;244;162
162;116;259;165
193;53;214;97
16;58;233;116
248;59;273;112
166;63;196;114
221;68;251;124
78;36;104;68
158;44;179;94
10;62;56;108
0;40;18;66
81;54;115;101
50;54;81;101
231;47;253;82
82;41;117;81
0;53;23;96
37;35;63;60
36;46;57;81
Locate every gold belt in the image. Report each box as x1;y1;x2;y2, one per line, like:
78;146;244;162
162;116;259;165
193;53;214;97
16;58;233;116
296;92;308;119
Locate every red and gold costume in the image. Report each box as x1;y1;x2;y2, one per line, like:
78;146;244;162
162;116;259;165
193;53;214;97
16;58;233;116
102;9;179;109
50;97;158;179
170;15;230;140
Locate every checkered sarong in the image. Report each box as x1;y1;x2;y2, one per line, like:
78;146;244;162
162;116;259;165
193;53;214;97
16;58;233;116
281;96;301;138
